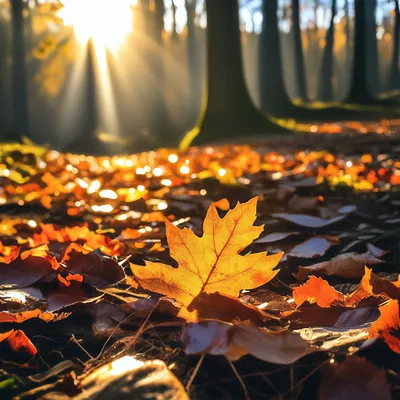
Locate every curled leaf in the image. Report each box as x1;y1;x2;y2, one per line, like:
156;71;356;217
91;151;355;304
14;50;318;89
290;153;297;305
183;320;312;365
369;300;400;354
297;252;383;280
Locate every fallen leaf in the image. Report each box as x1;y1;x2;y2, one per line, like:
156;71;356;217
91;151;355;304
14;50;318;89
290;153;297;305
63;248;125;289
293;276;345;308
131;198;283;306
272;213;346;228
0;256;55;287
46;281;100;312
0;309;68;323
0;241;20;264
0;329;37;363
254;232;300;244
297;252;383;280
318;356;392;400
349;267;400;305
182;320;312;365
369;300;400;354
288;237;333;259
187;292;267;325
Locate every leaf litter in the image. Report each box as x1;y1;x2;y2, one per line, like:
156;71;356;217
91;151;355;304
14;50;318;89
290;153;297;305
1;136;400;398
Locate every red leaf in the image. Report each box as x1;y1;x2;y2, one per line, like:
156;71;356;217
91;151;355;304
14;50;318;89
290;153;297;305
0;330;37;363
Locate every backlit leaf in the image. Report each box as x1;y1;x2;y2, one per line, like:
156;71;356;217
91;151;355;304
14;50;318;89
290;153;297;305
131;197;283;306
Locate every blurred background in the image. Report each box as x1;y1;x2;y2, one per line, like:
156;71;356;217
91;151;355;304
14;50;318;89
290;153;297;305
0;0;399;153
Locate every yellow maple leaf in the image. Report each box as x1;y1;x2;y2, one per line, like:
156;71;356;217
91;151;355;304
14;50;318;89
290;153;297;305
131;197;283;306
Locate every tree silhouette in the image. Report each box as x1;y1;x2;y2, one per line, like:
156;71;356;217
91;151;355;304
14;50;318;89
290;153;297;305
389;0;400;88
259;0;393;121
317;0;336;101
181;0;291;149
346;0;399;105
11;0;29;137
292;0;308;100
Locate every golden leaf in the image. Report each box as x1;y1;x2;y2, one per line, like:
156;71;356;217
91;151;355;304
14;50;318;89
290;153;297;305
131;197;282;306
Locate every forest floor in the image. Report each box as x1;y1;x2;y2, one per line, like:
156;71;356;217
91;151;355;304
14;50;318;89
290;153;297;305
1;127;400;399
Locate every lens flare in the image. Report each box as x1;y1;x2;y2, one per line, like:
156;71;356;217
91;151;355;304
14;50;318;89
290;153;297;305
59;0;132;51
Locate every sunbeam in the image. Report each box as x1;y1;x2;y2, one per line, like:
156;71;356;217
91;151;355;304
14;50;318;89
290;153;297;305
58;0;133;52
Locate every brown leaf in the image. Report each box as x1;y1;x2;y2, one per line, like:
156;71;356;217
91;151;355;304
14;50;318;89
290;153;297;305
288;237;333;259
187;292;267;325
46;282;100;312
63;247;125;289
131;198;282;306
272;213;346;228
297;252;383;280
182;320;312;365
0;256;55;287
318;356;391;400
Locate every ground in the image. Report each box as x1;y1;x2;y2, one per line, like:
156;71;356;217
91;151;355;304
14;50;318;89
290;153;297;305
1;128;400;399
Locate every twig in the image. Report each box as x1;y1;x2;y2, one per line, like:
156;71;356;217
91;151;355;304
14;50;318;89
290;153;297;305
260;374;283;399
70;334;94;360
280;359;330;398
186;354;205;392
192;367;286;389
290;365;295;398
228;359;251;400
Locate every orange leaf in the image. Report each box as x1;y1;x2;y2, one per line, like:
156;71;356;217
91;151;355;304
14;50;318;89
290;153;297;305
369;300;400;354
213;198;230;211
131;197;283;306
0;241;20;264
0;329;37;362
0;309;68;323
121;228;141;240
293;276;345;308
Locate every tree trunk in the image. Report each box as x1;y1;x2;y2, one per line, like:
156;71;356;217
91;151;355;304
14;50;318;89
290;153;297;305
185;0;201;128
259;0;293;116
257;0;392;121
344;0;398;105
11;0;29;137
344;0;351;60
317;0;336;101
181;0;291;149
292;0;308;100
390;0;400;88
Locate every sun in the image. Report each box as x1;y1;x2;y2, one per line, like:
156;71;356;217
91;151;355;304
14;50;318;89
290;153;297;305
58;0;133;51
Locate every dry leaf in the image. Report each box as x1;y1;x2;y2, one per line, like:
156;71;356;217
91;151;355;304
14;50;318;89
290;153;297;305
182;320;312;365
272;213;346;228
0;329;37;363
288;237;333;259
297;252;383;280
254;232;300;244
131;198;283;306
0;256;55;287
0;309;68;323
369;300;400;354
293;276;345;308
318;356;392;400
